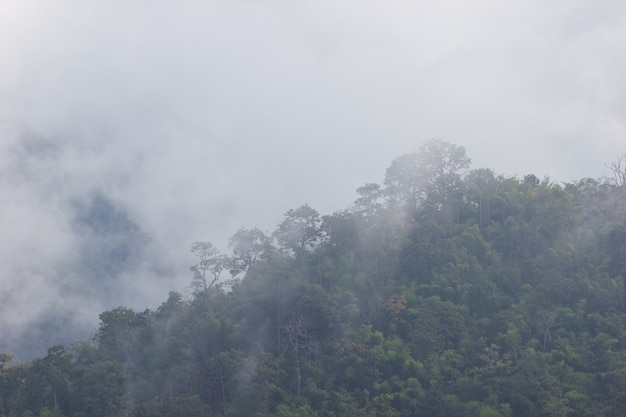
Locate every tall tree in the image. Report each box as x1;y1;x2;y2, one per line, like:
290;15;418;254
228;227;273;276
274;204;323;257
384;152;424;211
384;139;470;213
0;353;12;415
607;153;626;225
190;241;229;293
419;139;471;211
353;183;385;219
282;316;317;398
609;226;626;312
466;168;498;232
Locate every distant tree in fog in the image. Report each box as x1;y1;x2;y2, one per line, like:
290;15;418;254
190;241;229;293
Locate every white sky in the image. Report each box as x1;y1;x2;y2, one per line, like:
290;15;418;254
1;0;625;343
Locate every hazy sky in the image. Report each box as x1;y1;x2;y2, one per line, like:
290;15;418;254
1;1;625;348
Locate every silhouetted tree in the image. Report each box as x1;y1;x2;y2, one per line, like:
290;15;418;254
274;204;323;257
190;241;229;293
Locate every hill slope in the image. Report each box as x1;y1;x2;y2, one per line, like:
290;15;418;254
2;141;626;417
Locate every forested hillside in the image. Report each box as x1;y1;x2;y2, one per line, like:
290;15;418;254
2;140;626;417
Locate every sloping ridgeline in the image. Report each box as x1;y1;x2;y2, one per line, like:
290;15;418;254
2;140;626;417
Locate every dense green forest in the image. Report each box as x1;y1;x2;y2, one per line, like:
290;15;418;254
2;140;626;417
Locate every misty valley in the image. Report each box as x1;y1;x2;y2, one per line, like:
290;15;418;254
3;140;626;417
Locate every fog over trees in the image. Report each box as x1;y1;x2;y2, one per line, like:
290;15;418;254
1;2;625;416
2;141;626;417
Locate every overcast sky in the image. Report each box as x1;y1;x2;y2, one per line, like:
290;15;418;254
1;1;625;346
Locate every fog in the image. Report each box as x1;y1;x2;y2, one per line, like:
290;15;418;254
1;0;625;357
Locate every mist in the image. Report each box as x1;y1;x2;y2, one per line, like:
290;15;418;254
1;0;625;357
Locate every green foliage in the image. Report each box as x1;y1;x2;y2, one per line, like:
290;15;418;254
4;144;626;417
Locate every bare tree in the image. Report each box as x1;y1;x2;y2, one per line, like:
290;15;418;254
608;154;626;187
607;153;626;225
540;309;563;351
282;316;318;397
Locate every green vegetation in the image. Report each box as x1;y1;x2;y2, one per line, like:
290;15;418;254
2;140;626;417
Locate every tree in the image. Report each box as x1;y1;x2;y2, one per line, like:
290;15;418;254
0;353;12;415
228;228;273;276
607;153;626;225
190;241;229;293
466;168;498;232
38;346;73;413
274;204;323;256
608;226;626;312
321;211;360;255
96;306;145;359
384;139;470;213
353;183;385;218
384;152;423;211
283;316;318;398
419;139;471;210
72;356;127;417
607;153;626;188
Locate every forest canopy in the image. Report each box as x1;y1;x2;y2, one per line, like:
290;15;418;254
2;139;626;417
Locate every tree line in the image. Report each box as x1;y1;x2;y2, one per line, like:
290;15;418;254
1;140;626;417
